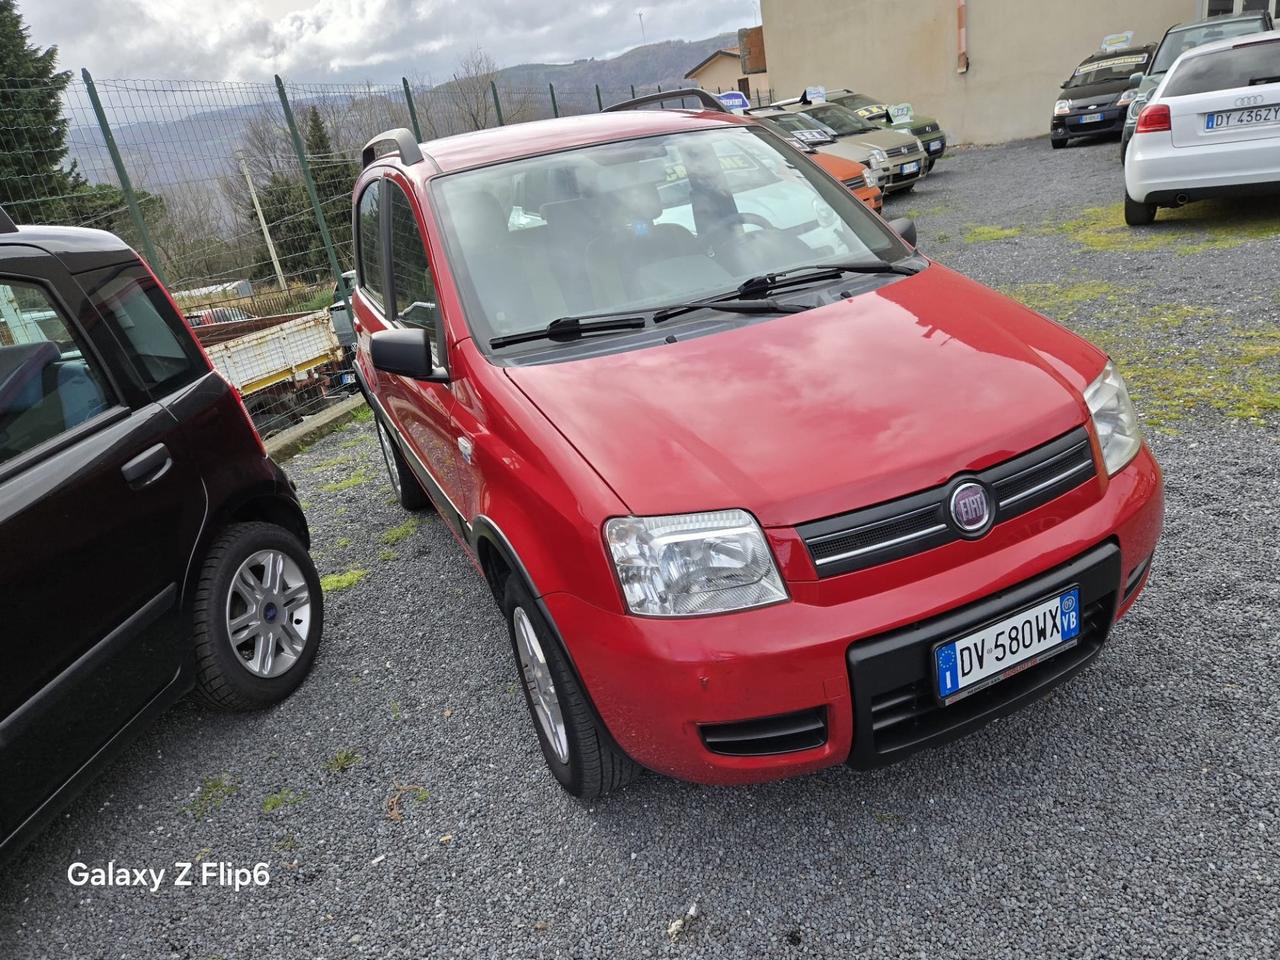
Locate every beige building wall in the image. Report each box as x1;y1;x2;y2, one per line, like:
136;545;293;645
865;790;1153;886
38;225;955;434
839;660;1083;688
687;52;772;102
759;0;1203;144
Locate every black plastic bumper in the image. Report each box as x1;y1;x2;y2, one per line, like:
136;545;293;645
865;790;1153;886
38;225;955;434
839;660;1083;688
1053;112;1126;139
1146;180;1280;206
846;540;1122;769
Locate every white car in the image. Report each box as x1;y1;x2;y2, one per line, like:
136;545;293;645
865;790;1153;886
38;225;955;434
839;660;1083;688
1123;29;1280;225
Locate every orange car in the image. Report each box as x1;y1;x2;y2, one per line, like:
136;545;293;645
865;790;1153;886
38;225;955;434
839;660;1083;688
809;151;883;214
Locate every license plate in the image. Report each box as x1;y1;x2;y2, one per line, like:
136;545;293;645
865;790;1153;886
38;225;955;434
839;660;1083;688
1079;112;1105;124
927;140;943;152
1205;104;1280;130
901;160;921;175
933;588;1082;705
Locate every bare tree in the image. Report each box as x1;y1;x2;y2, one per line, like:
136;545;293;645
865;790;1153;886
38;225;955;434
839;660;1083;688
445;47;532;132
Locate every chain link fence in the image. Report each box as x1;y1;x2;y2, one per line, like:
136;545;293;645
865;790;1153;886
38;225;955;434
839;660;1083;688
0;72;773;437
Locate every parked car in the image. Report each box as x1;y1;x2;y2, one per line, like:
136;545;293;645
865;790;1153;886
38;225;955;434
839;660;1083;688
748;106;894;186
1124;30;1280;225
327;269;358;348
811;152;884;214
351;101;1162;798
824;88;948;168
0;214;323;859
1119;11;1274;160
772;97;928;193
1051;45;1154;148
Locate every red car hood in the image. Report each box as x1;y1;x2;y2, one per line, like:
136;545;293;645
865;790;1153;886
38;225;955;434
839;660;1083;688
504;264;1105;527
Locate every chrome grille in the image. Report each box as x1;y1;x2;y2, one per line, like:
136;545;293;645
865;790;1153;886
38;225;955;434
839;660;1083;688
912;122;939;136
884;143;914;158
797;427;1097;577
842;175;867;190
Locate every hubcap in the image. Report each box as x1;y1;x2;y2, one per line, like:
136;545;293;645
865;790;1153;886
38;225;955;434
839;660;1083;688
513;606;569;764
377;422;402;497
226;549;312;679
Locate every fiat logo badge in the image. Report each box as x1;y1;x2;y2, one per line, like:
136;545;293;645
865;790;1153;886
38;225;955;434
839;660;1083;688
949;482;992;534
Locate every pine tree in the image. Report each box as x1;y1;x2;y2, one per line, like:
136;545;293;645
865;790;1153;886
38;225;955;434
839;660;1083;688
0;0;85;225
303;107;358;266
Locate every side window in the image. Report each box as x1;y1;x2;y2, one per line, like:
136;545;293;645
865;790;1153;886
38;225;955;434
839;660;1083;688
0;279;112;466
86;265;206;396
387;183;443;365
357;182;383;309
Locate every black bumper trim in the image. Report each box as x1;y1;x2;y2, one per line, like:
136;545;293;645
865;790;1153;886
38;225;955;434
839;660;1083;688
846;540;1122;769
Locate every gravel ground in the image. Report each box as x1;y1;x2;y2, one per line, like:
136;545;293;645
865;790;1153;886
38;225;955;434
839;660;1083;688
3;134;1278;959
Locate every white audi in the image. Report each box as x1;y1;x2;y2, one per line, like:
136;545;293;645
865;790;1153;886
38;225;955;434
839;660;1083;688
1124;30;1280;225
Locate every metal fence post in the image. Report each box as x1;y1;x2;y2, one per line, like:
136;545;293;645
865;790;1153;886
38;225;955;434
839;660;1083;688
490;81;505;126
548;82;559;118
595;84;604;111
238;155;287;292
275;75;349;314
81;69;167;286
657;83;665;109
402;77;423;141
631;84;637;99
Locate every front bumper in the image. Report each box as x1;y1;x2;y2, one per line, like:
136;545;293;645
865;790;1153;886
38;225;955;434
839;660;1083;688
921;134;947;161
548;442;1163;785
883;152;928;192
1052;106;1127;139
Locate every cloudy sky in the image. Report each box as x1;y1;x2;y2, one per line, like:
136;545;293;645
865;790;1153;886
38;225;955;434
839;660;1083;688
24;0;757;83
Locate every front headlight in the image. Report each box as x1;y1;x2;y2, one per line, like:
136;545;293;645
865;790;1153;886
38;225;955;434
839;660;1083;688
868;148;888;166
1126;95;1147;121
1117;88;1137;107
914;138;925;153
1084;360;1142;476
863;168;879;187
1054;99;1072;116
604;510;787;617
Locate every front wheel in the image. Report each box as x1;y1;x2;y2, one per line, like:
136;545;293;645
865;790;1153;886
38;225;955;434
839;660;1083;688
1051;136;1067;150
1124;192;1157;226
503;575;641;798
376;416;432;511
192;522;323;711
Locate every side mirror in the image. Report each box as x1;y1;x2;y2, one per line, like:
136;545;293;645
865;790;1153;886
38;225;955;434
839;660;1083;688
888;216;917;247
370;327;447;382
1060;80;1069;89
1129;72;1144;85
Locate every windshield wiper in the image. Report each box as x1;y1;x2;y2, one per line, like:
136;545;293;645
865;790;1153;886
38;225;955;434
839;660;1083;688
736;258;921;298
489;314;647;349
490;298;813;348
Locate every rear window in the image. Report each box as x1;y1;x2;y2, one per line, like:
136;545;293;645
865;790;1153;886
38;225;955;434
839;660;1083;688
1164;40;1280;96
1153;19;1269;74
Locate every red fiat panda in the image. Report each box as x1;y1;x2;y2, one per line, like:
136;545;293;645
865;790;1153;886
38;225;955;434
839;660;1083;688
351;92;1163;797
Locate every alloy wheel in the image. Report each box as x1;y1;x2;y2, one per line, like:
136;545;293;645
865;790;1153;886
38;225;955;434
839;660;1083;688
225;549;313;678
513;606;569;764
377;421;402;498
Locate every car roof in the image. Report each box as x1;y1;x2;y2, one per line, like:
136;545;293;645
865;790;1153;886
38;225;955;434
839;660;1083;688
412;109;752;175
0;223;133;256
1166;11;1270;34
1078;45;1153;64
1169;26;1280;60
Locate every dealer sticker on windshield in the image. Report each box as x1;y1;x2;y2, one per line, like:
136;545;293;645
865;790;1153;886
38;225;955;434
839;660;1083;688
933;588;1081;705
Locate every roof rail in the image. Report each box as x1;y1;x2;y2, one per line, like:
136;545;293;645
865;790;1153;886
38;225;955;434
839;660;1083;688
361;128;425;169
603;88;730;113
0;205;17;234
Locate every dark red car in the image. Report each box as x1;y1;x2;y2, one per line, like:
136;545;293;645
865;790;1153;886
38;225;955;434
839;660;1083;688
351;100;1163;797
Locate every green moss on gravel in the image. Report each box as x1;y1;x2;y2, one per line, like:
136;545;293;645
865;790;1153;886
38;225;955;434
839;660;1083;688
380;517;420;545
321;568;367;592
185;776;237;818
320;466;371;493
262;789;304;815
964;224;1023;243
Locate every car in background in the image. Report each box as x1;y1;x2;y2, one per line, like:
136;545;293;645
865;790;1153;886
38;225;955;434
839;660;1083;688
1124;30;1280;225
1051;45;1154;148
771;98;928;194
350;97;1162;798
1119;11;1274;160
748;106;894;186
187;305;256;326
772;135;884;213
327;269;358;348
0;213;323;860
825;88;948;168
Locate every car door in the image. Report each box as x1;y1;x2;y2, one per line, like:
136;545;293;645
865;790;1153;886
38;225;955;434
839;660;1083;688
0;245;205;845
379;176;468;532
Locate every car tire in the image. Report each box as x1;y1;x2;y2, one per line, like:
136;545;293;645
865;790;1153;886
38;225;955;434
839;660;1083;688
376;416;433;511
1124;192;1157;226
1051;136;1067;150
896;183;916;195
926;158;936;173
502;574;641;798
192;522;323;711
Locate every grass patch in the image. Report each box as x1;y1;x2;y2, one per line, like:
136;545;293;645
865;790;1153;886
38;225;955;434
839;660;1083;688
378;548;398;562
963;224;1022;243
324;749;360;774
319;466;372;493
1040;199;1280;255
334;536;351;549
262;788;304;815
320;568;367;592
308;454;355;472
351;405;373;423
1002;280;1132;321
185;776;238;818
339;435;372;449
380;517;420;545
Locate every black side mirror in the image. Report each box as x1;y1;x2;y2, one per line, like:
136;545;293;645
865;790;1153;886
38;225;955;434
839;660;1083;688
371;327;447;382
888;216;917;247
1060;80;1069;89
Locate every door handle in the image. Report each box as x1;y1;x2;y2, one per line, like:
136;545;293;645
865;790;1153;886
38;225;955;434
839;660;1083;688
121;443;173;489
